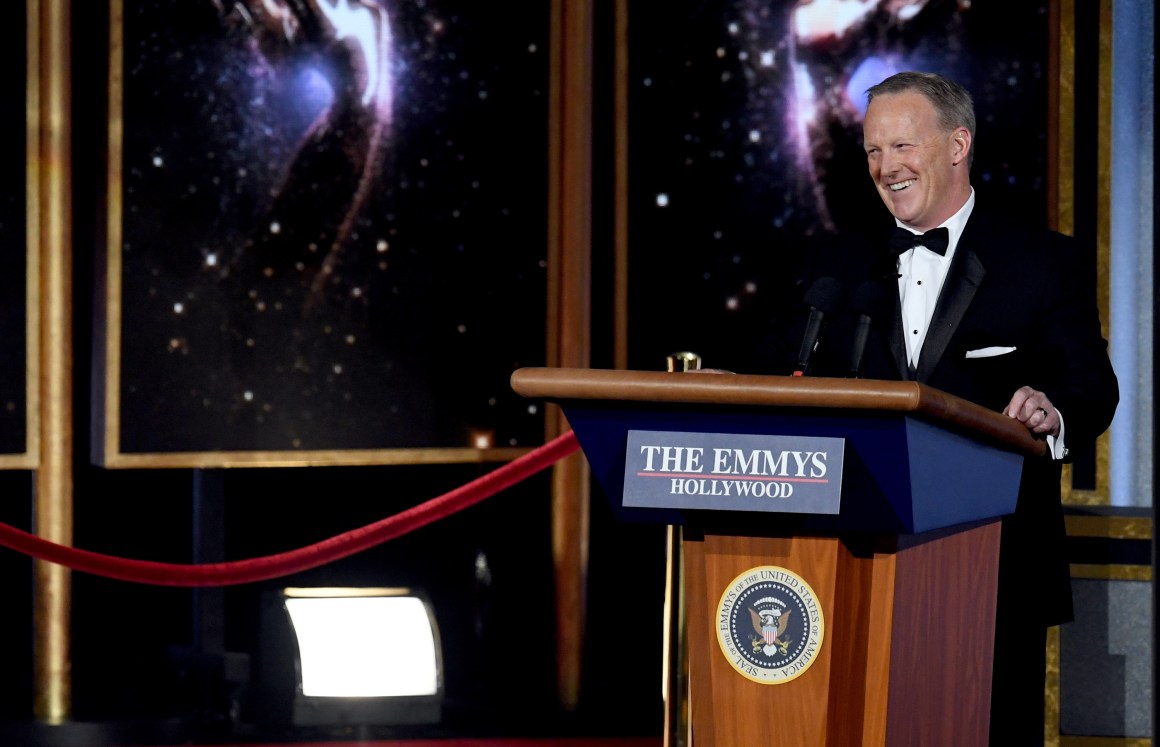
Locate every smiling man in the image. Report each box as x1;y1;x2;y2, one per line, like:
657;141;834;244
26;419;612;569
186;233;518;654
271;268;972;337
863;73;974;232
753;70;1121;745
850;71;1119;746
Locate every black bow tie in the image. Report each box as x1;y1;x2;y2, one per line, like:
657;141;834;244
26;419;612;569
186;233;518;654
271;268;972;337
890;226;949;257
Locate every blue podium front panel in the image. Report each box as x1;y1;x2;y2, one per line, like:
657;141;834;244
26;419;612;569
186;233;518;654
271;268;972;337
561;402;1022;535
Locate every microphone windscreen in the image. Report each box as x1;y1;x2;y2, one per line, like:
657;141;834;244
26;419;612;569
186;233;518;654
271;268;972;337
849;281;891;318
802;276;845;314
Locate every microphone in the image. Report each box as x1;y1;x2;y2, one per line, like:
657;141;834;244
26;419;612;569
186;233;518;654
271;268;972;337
794;276;845;376
847;281;892;378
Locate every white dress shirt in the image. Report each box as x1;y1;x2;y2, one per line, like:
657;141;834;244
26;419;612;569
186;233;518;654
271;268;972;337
895;191;974;368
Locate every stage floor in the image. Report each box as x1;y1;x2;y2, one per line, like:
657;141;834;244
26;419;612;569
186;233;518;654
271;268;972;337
1;720;663;747
147;741;661;747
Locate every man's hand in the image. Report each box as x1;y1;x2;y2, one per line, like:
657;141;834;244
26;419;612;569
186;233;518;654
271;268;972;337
1005;386;1060;438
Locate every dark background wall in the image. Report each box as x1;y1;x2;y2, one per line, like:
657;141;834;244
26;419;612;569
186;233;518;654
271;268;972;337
0;1;669;740
0;0;1150;743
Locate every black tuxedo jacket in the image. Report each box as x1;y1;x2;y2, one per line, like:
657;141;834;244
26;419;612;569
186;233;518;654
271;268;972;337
764;202;1119;626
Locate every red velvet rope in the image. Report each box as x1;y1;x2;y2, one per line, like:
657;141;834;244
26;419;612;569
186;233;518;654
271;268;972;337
0;431;579;587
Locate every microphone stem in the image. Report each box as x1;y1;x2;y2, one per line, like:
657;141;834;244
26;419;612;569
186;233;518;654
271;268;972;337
795;308;825;375
848;315;873;377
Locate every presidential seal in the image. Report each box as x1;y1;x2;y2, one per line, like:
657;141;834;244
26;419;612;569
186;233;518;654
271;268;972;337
715;565;824;684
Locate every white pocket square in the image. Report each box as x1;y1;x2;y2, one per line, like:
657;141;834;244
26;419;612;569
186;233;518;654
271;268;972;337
965;346;1017;359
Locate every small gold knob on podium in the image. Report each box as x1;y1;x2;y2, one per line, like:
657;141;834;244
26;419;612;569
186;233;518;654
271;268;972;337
666;351;702;373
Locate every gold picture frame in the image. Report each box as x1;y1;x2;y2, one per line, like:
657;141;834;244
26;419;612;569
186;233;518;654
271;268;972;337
96;0;554;468
0;0;40;470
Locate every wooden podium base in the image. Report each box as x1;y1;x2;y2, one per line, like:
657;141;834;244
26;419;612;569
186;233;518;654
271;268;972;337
683;521;1001;747
507;369;1038;746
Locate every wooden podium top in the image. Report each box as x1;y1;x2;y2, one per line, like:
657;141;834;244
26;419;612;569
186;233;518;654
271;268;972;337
511;367;1045;458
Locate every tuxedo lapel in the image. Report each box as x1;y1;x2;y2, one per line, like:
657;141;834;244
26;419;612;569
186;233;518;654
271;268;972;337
915;247;986;382
887;286;909;379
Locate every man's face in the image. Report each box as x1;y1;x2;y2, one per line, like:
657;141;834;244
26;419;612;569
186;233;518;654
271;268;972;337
862;91;970;232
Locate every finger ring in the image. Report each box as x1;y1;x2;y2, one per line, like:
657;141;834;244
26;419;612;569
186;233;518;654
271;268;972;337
1036;407;1048;417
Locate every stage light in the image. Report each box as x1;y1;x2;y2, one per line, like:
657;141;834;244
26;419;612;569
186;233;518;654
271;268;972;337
254;586;444;727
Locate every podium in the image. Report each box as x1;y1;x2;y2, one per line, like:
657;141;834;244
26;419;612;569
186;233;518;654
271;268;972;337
511;367;1045;747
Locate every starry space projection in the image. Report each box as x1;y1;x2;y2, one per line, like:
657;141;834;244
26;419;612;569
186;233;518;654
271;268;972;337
114;0;549;456
0;3;27;458
624;0;1051;373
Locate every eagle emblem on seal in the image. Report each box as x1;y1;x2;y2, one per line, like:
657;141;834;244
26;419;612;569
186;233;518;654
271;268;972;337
750;597;791;656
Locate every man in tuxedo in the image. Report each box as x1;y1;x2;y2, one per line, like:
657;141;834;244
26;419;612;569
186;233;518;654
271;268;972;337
779;71;1119;745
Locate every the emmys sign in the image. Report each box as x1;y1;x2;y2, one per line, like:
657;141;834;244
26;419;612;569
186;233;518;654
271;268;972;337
622;430;844;514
